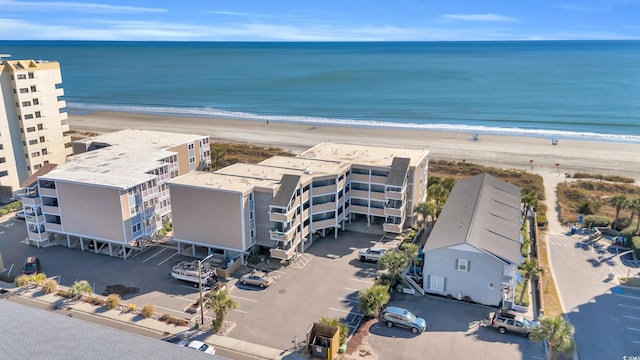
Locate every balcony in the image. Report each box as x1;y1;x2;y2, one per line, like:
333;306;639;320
270;246;296;260
384;207;404;218
270;227;296;242
370;175;387;184
28;230;49;242
350;173;369;182
58;100;66;108
25;213;45;223
349;205;368;214
312;202;336;213
385;190;403;200
39;187;57;197
383;223;403;233
350;189;369;198
313;184;335;196
370;207;384;216
45;222;63;232
141;188;159;199
61;123;70;133
56;88;64;97
370;191;386;201
42;205;60;215
269;211;294;223
312;218;336;230
21;196;42;207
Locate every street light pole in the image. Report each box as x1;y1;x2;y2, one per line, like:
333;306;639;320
198;259;205;326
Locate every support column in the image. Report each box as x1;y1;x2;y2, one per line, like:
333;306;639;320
367;215;371;227
334;227;338;239
191;244;196;257
68;235;72;248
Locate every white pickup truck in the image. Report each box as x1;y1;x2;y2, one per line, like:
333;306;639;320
358;247;385;262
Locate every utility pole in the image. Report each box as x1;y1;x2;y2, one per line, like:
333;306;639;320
198;254;214;326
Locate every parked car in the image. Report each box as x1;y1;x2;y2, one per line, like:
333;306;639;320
186;340;215;355
490;311;538;337
240;269;273;288
358;247;385;262
23;256;41;275
14;211;26;220
380;306;427;334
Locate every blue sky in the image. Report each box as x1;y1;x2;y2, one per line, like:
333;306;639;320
1;0;639;41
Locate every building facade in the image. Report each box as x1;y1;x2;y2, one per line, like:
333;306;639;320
20;129;210;258
168;143;429;263
0;57;72;202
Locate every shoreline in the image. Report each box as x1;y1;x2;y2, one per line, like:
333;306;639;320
67;110;640;181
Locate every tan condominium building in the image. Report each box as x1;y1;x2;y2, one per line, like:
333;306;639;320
0;57;72;202
19;129;211;258
168;142;428;264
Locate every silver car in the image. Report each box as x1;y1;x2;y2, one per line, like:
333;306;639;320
490;311;538;337
239;269;274;288
381;306;427;334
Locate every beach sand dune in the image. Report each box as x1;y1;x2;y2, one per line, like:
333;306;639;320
68;111;640;181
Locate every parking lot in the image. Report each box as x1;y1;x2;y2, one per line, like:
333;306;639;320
368;294;546;360
2;216;547;358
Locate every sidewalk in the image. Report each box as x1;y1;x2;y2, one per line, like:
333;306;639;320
0;281;302;360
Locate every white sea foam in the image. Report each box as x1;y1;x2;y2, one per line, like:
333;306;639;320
68;102;640;144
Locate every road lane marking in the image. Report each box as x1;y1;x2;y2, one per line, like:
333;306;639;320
142;247;168;263
229;295;258;302
158;252;179;265
328;307;363;316
351;278;375;284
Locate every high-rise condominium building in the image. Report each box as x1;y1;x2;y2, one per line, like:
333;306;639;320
0;57;72;202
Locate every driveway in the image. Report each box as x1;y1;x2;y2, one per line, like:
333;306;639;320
368;294;546;360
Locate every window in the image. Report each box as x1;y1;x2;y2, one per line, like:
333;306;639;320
26;127;35;133
31;152;40;157
28;140;38;145
17;74;27;80
20;88;29;93
428;275;445;292
24;114;34;120
0;157;5;163
28;72;34;79
42;148;48;155
188;143;194;150
34;164;41;170
189;156;195;164
22;101;31;107
457;259;470;272
132;223;141;233
37;124;43;130
39;136;45;142
44;160;49;164
30;85;37;92
0;144;3;150
35;111;41;118
33;99;39;105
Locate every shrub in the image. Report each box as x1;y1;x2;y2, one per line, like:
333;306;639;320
41;279;58;294
632;237;640;260
141;304;155;318
462;295;473;303
613;217;632;231
158;228;167;236
57;289;71;298
247;254;261;264
15;274;30;287
159;313;171;321
583;215;610;228
30;273;47;286
576;200;601;215
105;294;121;310
127;303;138;313
0;208;8;215
620;227;640;243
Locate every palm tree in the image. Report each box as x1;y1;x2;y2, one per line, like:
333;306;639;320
628;198;640;232
401;243;419;276
358;285;390;317
414;201;436;225
609;194;628;230
427;176;441;189
205;289;238;332
530;315;575;360
69;280;92;299
521;188;538;223
319;317;348;345
518;259;545;305
441;177;456;194
210;147;226;171
378;250;410;286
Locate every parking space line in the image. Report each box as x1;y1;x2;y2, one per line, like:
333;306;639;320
130;246;156;259
229;295;258;303
615;293;640;300
619;304;640;310
158;252;179;265
351;278;375;284
154;304;182;313
623;315;640;321
344;287;360;292
180;285;197;290
344;324;358;329
328;307;363;316
233;309;248;314
337;297;358;304
270;270;286;274
142;247;168;263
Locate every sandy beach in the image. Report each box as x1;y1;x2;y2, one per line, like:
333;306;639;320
68;111;640;181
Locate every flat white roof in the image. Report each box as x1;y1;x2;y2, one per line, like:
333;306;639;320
258;156;349;175
75;129;206;151
168;172;277;194
299;142;428;167
215;163;311;183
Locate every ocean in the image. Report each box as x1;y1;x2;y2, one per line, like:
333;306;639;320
2;40;640;142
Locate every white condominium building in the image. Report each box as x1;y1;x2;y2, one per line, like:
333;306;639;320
0;57;72;202
20;129;210;258
168;142;428;263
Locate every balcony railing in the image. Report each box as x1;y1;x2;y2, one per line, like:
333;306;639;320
25;214;45;223
312;218;336;230
42;205;60;215
350;173;369;182
385;190;403;200
45;222;63;232
349;205;369;214
269;227;296;242
312;202;336;213
270;247;296;260
370;175;387;184
21;196;42;207
349;189;369;198
39;187;57;197
370;207;384;216
269;211;290;223
383;223;403;233
28;231;49;242
370;191;386;201
384;207;403;218
312;184;335;196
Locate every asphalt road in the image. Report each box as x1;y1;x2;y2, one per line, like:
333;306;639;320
547;230;640;360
